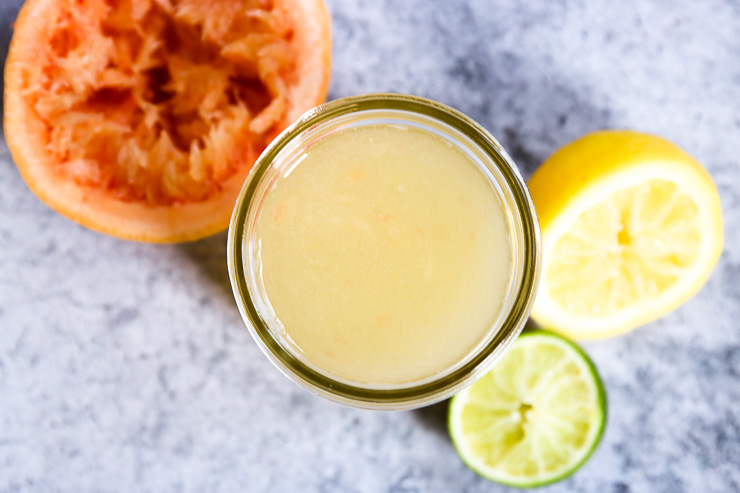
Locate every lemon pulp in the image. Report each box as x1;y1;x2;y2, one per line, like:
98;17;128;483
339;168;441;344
548;179;700;316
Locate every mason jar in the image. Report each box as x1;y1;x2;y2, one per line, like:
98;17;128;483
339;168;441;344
227;93;541;410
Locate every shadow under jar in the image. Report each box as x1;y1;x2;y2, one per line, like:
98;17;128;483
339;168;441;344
228;93;541;410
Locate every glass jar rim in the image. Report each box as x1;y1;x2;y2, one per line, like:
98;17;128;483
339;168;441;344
227;93;541;410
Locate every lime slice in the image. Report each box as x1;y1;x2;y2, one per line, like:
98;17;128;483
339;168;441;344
448;330;607;487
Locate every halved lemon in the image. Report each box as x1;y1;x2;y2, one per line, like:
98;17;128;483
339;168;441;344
528;131;723;339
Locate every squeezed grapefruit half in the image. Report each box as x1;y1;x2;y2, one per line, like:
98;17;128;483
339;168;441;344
4;0;331;242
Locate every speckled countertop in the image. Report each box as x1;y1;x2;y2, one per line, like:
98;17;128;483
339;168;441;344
1;1;739;492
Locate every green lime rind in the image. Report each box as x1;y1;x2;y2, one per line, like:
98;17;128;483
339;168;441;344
448;329;607;488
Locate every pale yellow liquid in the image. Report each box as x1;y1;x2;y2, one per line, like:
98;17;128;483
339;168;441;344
254;124;512;385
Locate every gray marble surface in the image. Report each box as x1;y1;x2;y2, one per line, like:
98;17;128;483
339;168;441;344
1;1;739;492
